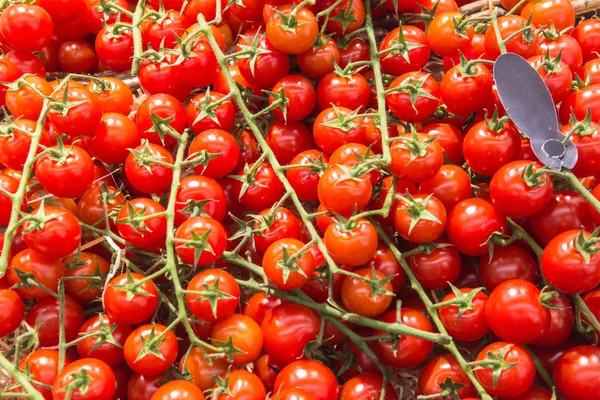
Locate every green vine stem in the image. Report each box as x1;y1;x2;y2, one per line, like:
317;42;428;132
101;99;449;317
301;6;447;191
130;0;147;75
0;352;45;400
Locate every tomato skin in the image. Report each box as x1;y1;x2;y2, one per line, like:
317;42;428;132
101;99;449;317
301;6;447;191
187;91;235;134
25;295;85;347
57;39;97;73
179;347;227;391
0;5;52;52
236;162;285;211
77;185;125;230
35;145;95;198
533;294;573;347
186;269;240;321
528;55;572;105
584;289;600;338
87;77;134;115
439;288;489;342
76;314;131;366
125;142;174;194
572;19;600;62
367;244;407;293
509;386;553;400
285;150;329;201
139;57;190;101
338;373;395;400
266;120;315;165
53;358;115;400
103;272;159;326
314;106;365;154
151;380;205;400
188;128;240;178
478;245;539;291
274;360;339;400
419;164;472;211
490;160;553;218
117;197;167;250
23;205;81;260
6;75;52;120
49;87;103;137
374;309;434;368
379;26;430;76
341;268;394;318
297;35;340;79
386;72;441;122
174;175;227;226
559;84;600;125
463;119;521;176
317;72;369;111
446;198;508;256
539;35;583;73
5;50;46;77
554;346;600;400
8;249;65;299
263;238;315;290
407;242;462;289
520;0;575;31
90;113;141;165
237;29;290;89
441;64;493;116
390;133;444;183
484;15;539;60
417;355;476;399
274;389;318;400
427;12;474;56
486;279;551;344
421;123;464;164
244;293;283;326
0;289;24;338
394;194;447;243
0;174;25;226
266;5;318;54
325;219;378;267
475;342;535;398
270;74;317;122
95;26;134;73
253;207;301;253
0;57;19;108
136;94;186;147
530;191;593;246
542;229;600;294
211;313;263;365
124;324;178;376
261;303;320;365
17;350;67;400
214;370;266;400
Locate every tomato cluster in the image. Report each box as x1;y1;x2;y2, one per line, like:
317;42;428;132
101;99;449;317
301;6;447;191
1;0;600;399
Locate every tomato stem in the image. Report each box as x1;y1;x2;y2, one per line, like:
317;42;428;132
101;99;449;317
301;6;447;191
130;0;147;75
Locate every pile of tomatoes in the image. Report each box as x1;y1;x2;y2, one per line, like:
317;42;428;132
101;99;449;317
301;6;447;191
1;0;600;399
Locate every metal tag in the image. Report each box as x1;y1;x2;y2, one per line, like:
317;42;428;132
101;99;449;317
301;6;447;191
494;53;577;170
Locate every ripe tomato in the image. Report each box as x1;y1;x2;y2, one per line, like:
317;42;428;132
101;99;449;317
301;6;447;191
510;386;553;400
116;198;167;250
274;360;339;400
87;77;134;115
478;245;539;291
213;370;266;400
379;26;430;76
317;71;369;111
8;249;65;299
463;119;521;176
124;324;178;375
273;389;318;400
22;205;81;260
0;174;25;226
211;313;263;365
528;55;572;105
446;198;508;256
297;35;340;79
542;229;600;293
266;120;315;165
386;71;440;122
18;350;67;399
366;243;406;292
538;34;583;72
374;309;434;368
174;175;227;226
266;5;318;54
419;164;472;211
341;267;394;318
124;142;174;194
421;123;464;164
5;50;46;77
390;133;444;183
484;15;539;59
474;342;535;398
490;160;553;217
323;0;364;35
394;194;447;243
0;118;52;170
270;74;317;122
427;12;474;56
139;55;190;101
187;91;235;134
136;93;186;147
261;303;320;365
263;238;315;290
244;293;283;325
188;128;240;179
338;37;370;69
324;218;378;266
0;4;52;52
76;313;131;366
48;87;102;137
89;113;141;165
237;28;290;88
520;0;575;31
25;295;85;347
572;18;600;62
486;279;551;343
339;373;395;400
439;288;489;341
253;207;301;253
52;358;115;400
6;75;52;120
554;346;600;400
95;25;134;73
103;272;159;326
417;355;476;398
0;289;24;338
77;184;125;229
151;380;205;400
180;347;228;391
35;145;95;198
406;242;462;289
186;269;240;321
533;294;573;347
314;106;365;154
235;162;284;211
